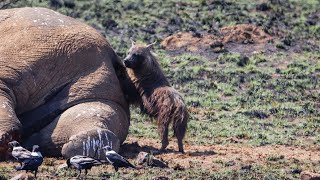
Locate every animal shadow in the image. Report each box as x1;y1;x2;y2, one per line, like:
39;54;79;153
120;142;216;158
188;150;216;156
119;142;165;159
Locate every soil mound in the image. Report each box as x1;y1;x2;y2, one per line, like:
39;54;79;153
161;32;222;52
161;24;273;54
221;24;273;44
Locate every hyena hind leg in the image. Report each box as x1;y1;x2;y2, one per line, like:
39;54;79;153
158;121;170;152
174;117;188;153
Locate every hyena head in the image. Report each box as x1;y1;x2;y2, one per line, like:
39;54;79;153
123;40;157;74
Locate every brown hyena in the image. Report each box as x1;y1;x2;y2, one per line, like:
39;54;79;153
123;41;188;153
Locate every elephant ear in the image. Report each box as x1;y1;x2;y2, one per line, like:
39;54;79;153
146;41;156;50
130;38;136;47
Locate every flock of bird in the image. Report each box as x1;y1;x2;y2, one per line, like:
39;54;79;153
8;141;136;178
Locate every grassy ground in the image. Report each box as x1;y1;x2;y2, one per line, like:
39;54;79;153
1;0;320;179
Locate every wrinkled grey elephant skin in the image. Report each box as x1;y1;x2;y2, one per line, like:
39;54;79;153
0;7;130;160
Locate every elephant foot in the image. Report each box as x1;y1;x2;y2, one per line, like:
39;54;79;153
0;129;20;160
23;101;129;159
62;129;120;159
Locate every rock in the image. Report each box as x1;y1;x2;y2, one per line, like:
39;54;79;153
256;3;270;11
172;163;184;170
49;0;63;8
292;168;302;174
151;158;169;168
225;137;244;144
300;171;320;180
244;110;269;119
102;19;118;29
225;160;236;166
136;152;168;168
192;31;203;38
237;56;249;67
210;41;224;53
241;164;252;170
63;0;75;9
136;151;149;165
152;176;170;180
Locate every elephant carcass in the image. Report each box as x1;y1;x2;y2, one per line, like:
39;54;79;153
0;7;130;160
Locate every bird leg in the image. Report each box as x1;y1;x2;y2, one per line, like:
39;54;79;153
34;169;38;178
85;169;88;178
77;169;81;178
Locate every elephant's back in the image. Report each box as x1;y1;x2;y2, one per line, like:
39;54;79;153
0;7;80;27
0;7;109;64
0;7;125;115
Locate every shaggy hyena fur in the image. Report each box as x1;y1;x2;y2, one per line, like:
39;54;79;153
123;41;188;153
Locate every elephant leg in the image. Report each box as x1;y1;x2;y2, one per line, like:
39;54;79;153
23;101;129;159
0;95;22;160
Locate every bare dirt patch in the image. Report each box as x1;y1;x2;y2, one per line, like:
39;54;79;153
221;24;273;44
1;136;319;178
161;24;275;55
122;136;320;170
161;32;221;53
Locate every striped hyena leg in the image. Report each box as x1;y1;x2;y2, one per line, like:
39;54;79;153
158;117;170;152
174;116;187;153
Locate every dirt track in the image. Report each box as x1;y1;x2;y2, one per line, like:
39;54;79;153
122;136;320;170
1;136;319;179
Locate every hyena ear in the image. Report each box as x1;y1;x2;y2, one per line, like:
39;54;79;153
146;41;156;50
130;38;136;47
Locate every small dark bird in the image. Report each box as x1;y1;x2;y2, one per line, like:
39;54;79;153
102;146;136;172
66;155;102;178
8;141;32;166
15;145;43;178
